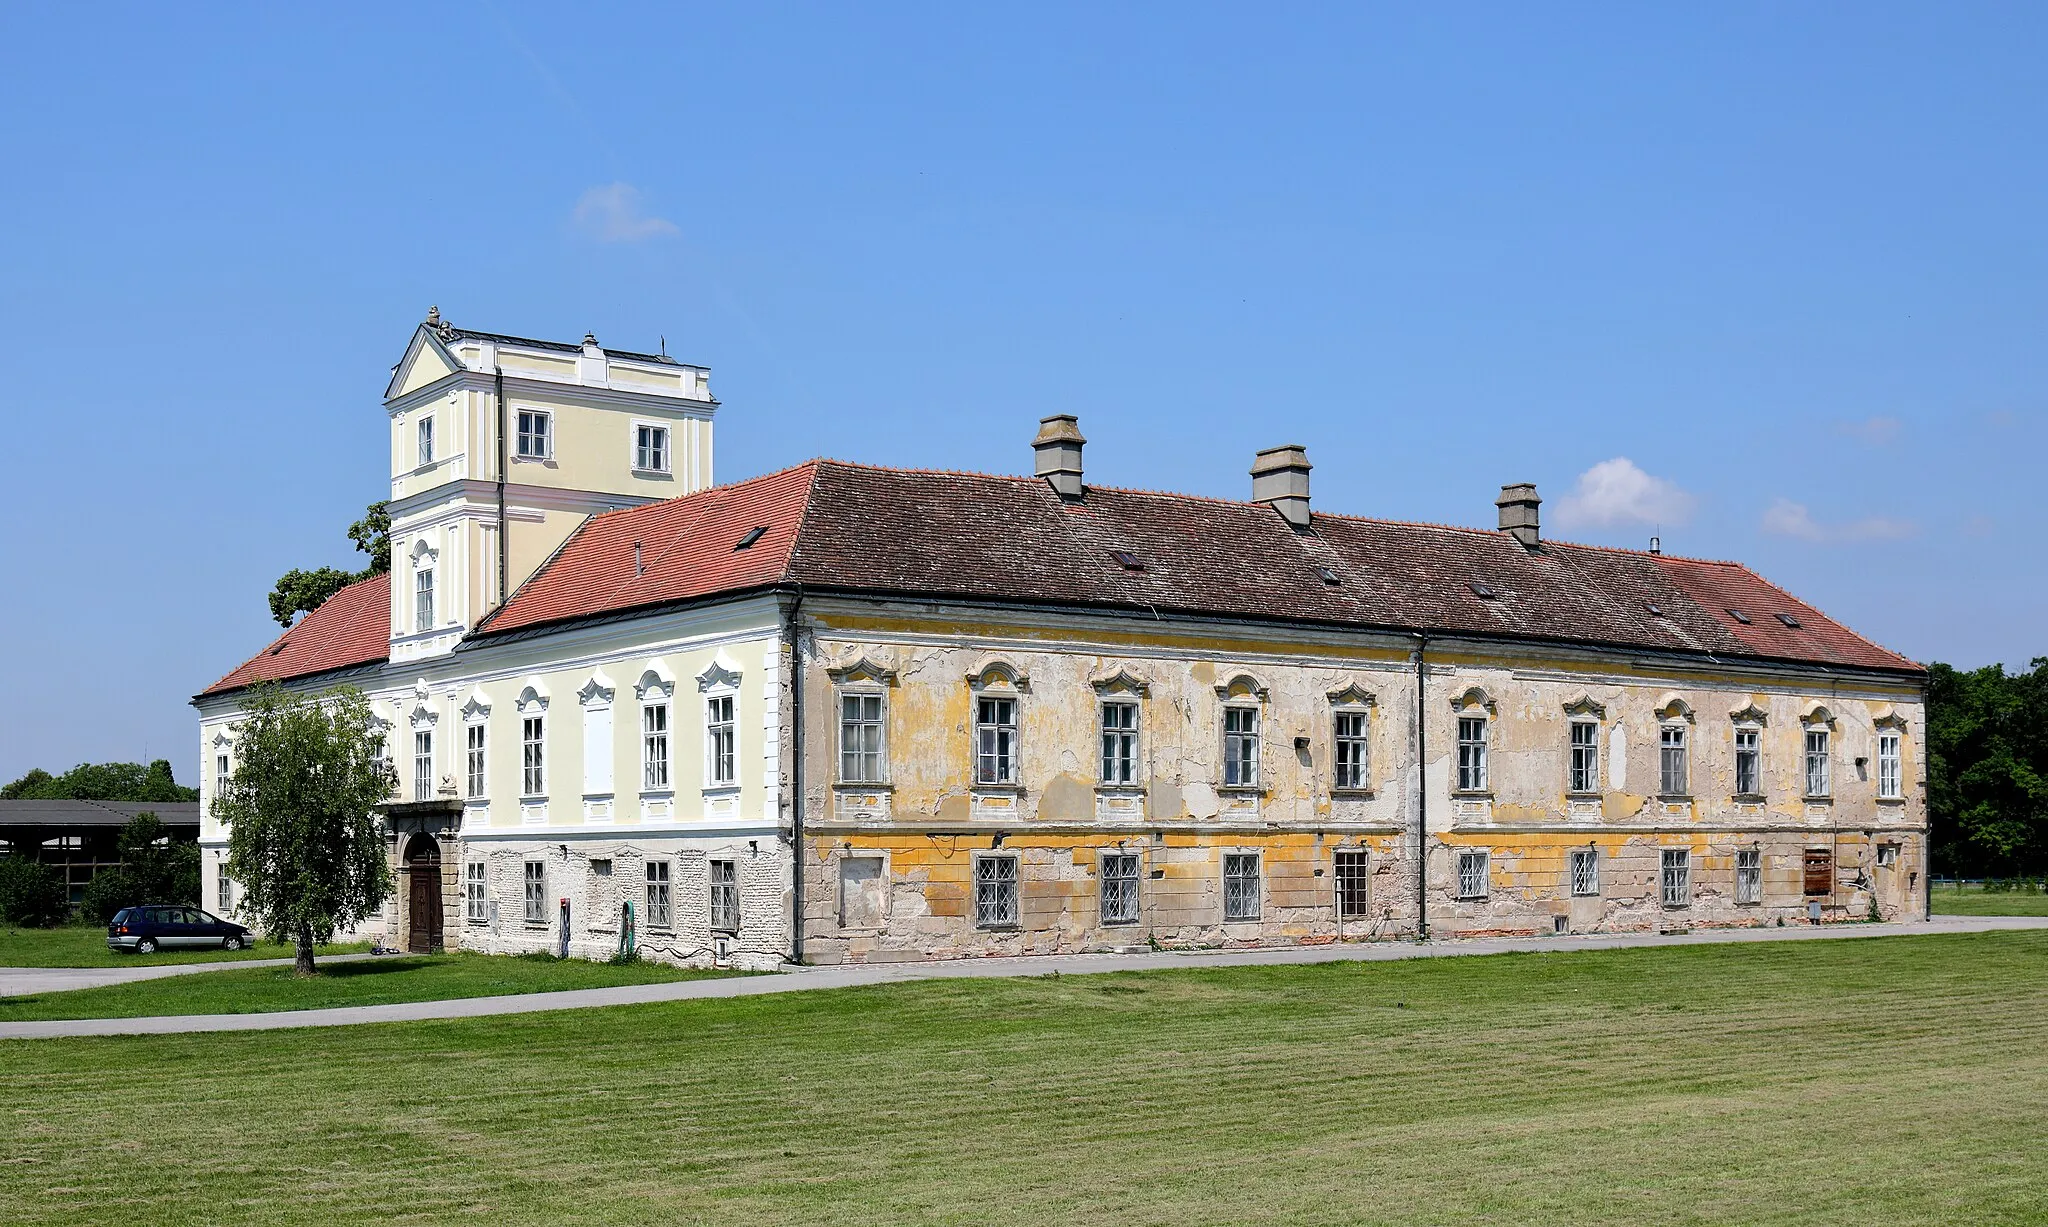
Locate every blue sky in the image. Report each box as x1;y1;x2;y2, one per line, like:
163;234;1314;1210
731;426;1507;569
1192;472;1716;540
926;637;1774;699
1;3;2042;785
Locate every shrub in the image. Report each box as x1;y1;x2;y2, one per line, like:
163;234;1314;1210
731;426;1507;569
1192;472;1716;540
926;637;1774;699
80;867;144;924
0;857;70;927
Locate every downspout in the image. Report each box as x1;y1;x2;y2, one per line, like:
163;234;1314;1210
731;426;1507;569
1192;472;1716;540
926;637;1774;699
786;585;807;965
494;366;508;610
1412;633;1430;942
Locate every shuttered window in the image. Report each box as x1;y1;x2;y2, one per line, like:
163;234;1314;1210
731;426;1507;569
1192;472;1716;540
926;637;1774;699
1803;849;1833;896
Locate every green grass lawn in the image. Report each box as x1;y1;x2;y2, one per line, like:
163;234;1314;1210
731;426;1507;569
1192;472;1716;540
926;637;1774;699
0;951;742;1020
3;931;2046;1226
1930;885;2048;916
0;924;370;968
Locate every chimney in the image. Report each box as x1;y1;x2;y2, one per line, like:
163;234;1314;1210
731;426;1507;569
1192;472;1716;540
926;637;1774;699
1251;445;1313;530
1033;415;1086;500
1495;483;1541;548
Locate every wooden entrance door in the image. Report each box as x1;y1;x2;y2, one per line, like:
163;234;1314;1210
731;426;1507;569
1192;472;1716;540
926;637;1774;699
405;835;444;953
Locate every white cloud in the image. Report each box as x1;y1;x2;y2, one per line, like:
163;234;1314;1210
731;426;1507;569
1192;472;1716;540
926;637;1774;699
1550;458;1697;531
1834;415;1902;446
571;182;678;243
1761;497;1916;544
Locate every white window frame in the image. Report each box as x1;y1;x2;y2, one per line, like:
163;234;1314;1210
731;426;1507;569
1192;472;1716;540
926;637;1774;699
1805;728;1831;798
1568;720;1599;794
1568;847;1599;897
1222;852;1262;921
1456;849;1489;900
1222;705;1260;789
515;408;552;460
214;753;230;798
838;690;887;784
1099;851;1140;925
645;860;673;929
1334;849;1370;917
1876;843;1900;868
1456;716;1488;792
414;564;435;633
1659;724;1689;797
465;722;486;799
521;714;546;797
974;695;1019;785
1735;848;1762;904
973;853;1020;928
1333;709;1370;791
1099;699;1138;785
633;421;671;473
417;413;435;468
412;729;434;802
706;694;737;787
1734;725;1763;798
641;701;670;791
1661;849;1691;908
523;860;547;925
708;858;740;933
1877;730;1902;800
464;860;487;924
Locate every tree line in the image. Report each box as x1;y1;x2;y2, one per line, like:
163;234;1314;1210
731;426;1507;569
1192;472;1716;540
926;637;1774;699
1928;657;2048;878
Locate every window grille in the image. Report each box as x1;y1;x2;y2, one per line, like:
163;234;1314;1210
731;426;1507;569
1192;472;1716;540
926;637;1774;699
417;415;434;467
1735;849;1762;904
635;424;669;472
708;859;740;932
464;861;487;923
645;861;672;928
1734;727;1761;796
1569;848;1599;897
1099;852;1140;925
642;703;669;789
1456;849;1489;899
1223;853;1261;920
1661;849;1690;908
1805;729;1830;797
521;715;546;796
1568;721;1599;793
1100;701;1138;784
1334;850;1370;917
975;696;1018;784
707;695;736;785
1334;711;1369;789
465;723;486;798
516;410;551;459
523;861;547;924
974;855;1019;928
1456;717;1488;791
1223;707;1260;787
839;693;885;783
414;567;434;633
1877;731;1901;799
413;730;433;802
1659;725;1688;796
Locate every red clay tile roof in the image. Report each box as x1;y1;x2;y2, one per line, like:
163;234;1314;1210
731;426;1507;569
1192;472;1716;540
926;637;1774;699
200;572;390;697
471;460;1920;676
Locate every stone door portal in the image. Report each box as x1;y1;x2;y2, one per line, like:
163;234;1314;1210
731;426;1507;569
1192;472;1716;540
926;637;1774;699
405;833;444;953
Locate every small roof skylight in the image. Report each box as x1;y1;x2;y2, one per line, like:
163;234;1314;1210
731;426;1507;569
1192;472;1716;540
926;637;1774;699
1644;601;1663;617
1111;550;1145;572
1775;612;1803;628
1316;566;1342;586
734;526;768;551
1726;608;1752;625
1469;581;1497;599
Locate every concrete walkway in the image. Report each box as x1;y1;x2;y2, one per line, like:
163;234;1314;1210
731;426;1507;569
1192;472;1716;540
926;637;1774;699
0;953;384;999
4;915;2043;1040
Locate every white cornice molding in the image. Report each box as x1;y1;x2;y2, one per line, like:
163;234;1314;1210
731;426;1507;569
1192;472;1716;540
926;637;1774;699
385;369;716;417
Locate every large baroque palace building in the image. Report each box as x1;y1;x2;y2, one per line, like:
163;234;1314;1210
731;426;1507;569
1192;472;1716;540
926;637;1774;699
196;314;1929;969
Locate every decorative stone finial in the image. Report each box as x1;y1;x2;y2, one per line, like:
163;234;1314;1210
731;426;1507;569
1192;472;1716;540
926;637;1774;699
426;305;441;325
583;332;599;347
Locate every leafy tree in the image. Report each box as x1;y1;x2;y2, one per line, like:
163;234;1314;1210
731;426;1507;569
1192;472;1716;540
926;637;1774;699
1927;658;2048;877
79;812;202;921
0;858;69;927
1;759;197;802
217;683;394;975
267;500;391;627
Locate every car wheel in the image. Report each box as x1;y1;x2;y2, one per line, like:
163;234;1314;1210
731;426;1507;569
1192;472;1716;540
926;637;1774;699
222;935;244;952
136;938;158;955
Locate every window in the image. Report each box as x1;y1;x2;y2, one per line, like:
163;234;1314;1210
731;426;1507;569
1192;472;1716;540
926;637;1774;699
642;703;670;789
1569;847;1599;897
1805;729;1830;797
214;753;229;798
706;695;736;786
217;862;235;914
634;424;669;472
1736;849;1762;904
1100;852;1140;925
1335;850;1370;917
465;723;486;798
974;854;1018;928
1661;849;1690;908
417;414;435;467
1456;849;1489;900
1100;701;1137;785
413;730;433;802
464;861;487;923
708;859;740;932
1803;849;1833;895
1223;707;1260;788
1877;731;1902;800
1568;721;1599;793
974;696;1018;785
1659;725;1688;796
1334;711;1369;790
414;566;434;633
1734;727;1762;796
523;860;547;924
521;715;546;795
515;409;551;459
1876;843;1900;868
839;693;885;783
645;861;672;928
1456;717;1488;791
1223;853;1261;921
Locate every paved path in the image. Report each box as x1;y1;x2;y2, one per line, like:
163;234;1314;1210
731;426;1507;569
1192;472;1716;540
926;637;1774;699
0;953;384;999
4;916;2043;1040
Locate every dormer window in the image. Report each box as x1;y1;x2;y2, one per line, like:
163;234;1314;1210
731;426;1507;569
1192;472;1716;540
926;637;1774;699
634;424;670;473
417;414;435;468
516;410;552;460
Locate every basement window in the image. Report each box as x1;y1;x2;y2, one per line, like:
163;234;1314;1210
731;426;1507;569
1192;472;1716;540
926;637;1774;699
1469;581;1497;599
1110;549;1145;572
1726;608;1752;625
1776;612;1803;628
1315;566;1342;586
734;526;768;551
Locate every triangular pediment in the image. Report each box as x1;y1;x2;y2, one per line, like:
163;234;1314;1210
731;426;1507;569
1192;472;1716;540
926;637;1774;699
385;324;464;401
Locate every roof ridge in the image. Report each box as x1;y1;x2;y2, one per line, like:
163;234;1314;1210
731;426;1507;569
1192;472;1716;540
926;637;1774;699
782;461;827;582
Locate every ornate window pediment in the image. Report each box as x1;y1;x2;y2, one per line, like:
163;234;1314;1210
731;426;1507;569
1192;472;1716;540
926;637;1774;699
827;655;897;686
966;658;1029;692
1090;667;1150;697
409;701;438;730
1801;702;1837;728
1562;695;1606;720
577;671;616;708
1216;671;1269;702
1328;683;1378;709
1656;694;1695;723
459;687;491;723
697;654;743;693
1728;702;1770;727
1872;707;1908;731
635;662;676;702
516;680;550;715
1450;685;1495;715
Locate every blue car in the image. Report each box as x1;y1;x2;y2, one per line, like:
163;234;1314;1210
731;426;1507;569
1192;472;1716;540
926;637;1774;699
107;906;253;954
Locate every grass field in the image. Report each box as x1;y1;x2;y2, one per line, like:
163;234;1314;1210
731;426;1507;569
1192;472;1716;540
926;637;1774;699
0;951;742;1020
3;931;2045;1226
1930;885;2048;916
0;924;369;968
